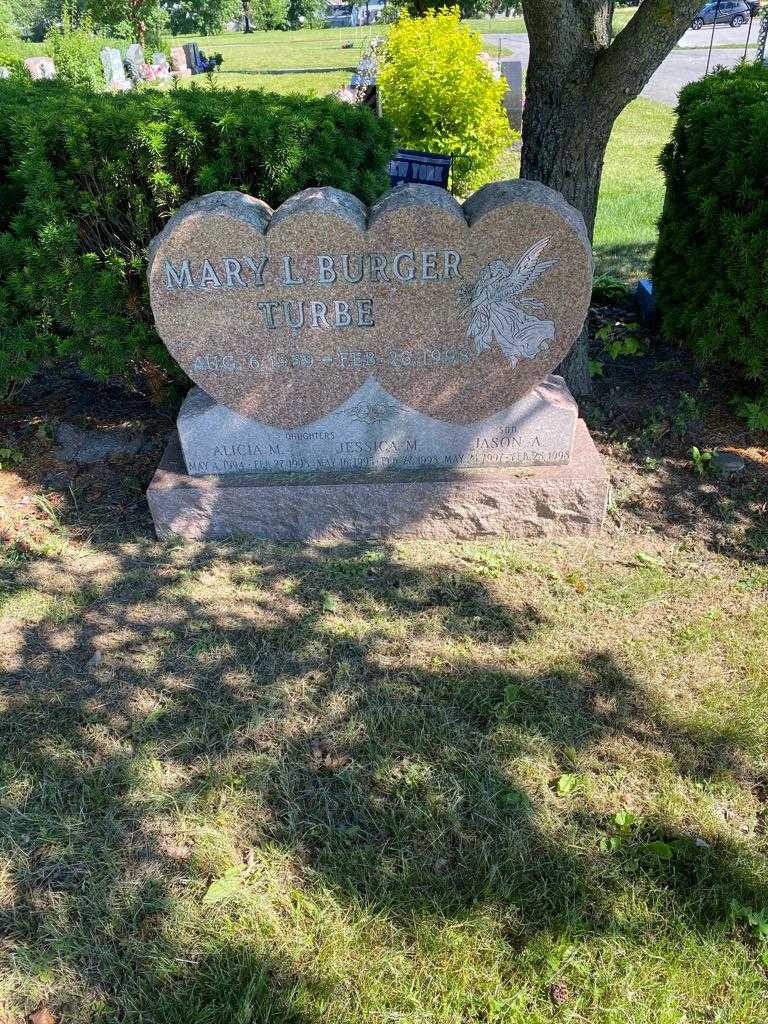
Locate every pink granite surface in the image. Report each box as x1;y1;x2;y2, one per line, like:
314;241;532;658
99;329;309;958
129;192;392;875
147;419;609;542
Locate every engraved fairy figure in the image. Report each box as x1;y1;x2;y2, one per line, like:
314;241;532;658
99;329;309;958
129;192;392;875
457;238;557;367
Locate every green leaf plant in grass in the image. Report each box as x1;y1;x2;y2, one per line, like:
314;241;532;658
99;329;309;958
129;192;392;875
733;394;768;433
591;272;632;305
731;902;768;964
600;808;700;865
555;772;579;796
499;787;532;812
0;446;23;470
600;809;640;853
635;551;665;569
202;864;247;906
594;320;649;360
690;445;713;477
643;839;674;860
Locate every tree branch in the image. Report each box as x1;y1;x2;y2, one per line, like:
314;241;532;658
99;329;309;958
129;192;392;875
592;0;702;113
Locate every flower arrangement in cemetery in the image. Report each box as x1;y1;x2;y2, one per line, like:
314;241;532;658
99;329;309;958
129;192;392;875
378;6;511;194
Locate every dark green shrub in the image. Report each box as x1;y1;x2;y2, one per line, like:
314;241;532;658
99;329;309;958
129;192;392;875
250;0;290;30
653;64;768;419
0;80;394;396
163;0;239;35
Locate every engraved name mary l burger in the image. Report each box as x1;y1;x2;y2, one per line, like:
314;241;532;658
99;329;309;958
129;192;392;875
457;238;557;369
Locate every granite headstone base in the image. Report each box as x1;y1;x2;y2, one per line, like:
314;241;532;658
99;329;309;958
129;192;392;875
147;419;609;541
177;376;578;477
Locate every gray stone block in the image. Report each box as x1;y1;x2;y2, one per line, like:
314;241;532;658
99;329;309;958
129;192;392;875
501;59;523;133
147;419;609;542
54;423;145;463
176;375;578;477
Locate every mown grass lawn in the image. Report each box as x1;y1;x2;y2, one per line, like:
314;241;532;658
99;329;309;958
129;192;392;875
435;8;639;36
1;534;767;1022
594;98;675;279
168;7;640;92
166;26;372;95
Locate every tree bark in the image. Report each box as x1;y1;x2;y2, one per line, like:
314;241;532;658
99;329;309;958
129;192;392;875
521;82;612;394
519;0;702;395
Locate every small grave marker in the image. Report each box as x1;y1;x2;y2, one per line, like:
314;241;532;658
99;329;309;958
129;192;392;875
100;47;132;92
501;59;523;133
24;56;56;80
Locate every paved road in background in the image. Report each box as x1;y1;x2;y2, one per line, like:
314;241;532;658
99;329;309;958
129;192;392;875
677;21;759;46
484;25;756;106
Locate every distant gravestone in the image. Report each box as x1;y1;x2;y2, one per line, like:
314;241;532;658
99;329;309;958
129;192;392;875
125;43;146;83
24;56;56;80
183;42;203;74
100;47;132;92
170;46;192;77
501;59;523;133
152;52;172;79
145;181;608;540
478;51;502;80
388;149;452;189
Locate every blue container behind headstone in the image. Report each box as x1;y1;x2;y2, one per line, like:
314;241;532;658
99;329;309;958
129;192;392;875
635;278;656;323
388;148;452;189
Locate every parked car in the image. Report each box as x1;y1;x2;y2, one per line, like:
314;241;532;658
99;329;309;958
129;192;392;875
691;0;752;28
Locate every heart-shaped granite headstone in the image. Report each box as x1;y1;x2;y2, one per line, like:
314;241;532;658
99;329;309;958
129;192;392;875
147;180;592;428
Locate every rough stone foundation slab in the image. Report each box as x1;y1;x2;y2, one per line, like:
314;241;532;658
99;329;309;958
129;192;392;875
147;419;609;542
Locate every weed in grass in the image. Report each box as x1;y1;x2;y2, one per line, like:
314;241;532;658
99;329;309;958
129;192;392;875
691;445;714;476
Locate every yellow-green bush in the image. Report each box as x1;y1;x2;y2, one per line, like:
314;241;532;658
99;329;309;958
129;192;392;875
378;6;511;194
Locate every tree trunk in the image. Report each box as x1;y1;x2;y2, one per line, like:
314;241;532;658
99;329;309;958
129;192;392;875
520;87;612;395
518;0;702;396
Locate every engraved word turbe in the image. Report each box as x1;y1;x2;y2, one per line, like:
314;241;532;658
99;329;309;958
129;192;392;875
147;181;592;430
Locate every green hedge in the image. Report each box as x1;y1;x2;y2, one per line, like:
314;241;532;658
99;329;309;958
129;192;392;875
0;81;394;396
653;64;768;424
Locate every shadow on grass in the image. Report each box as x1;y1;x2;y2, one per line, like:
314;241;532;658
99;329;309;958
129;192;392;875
0;538;765;1021
593;240;657;280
